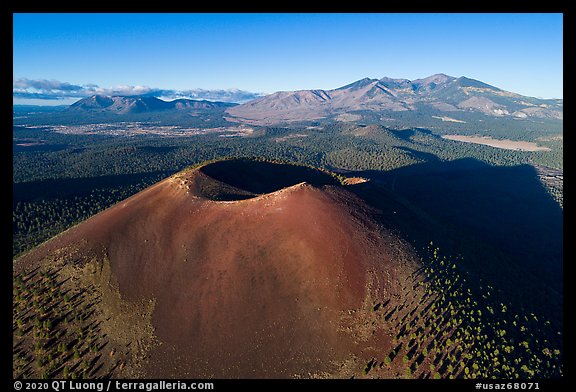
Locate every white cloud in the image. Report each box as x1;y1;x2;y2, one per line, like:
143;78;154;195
13;78;263;103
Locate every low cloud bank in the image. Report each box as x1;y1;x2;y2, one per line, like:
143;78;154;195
13;78;263;103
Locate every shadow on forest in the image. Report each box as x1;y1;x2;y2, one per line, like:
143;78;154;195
345;158;563;319
396;146;441;163
13;171;173;202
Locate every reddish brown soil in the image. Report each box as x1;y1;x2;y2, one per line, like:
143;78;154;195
14;164;419;378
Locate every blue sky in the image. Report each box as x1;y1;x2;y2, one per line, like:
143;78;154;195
13;13;563;104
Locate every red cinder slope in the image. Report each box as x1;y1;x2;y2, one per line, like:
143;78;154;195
14;160;419;378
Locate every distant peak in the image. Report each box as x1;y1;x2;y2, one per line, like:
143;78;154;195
456;76;500;91
378;77;412;88
427;73;453;79
336;77;378;91
431;73;451;78
413;73;455;85
379;76;410;82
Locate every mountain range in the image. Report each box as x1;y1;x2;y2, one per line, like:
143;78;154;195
69;95;235;114
67;74;562;125
225;73;563;125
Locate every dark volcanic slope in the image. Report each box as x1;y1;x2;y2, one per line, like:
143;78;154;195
14;159;419;378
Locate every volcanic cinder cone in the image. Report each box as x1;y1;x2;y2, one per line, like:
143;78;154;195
14;159;420;378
